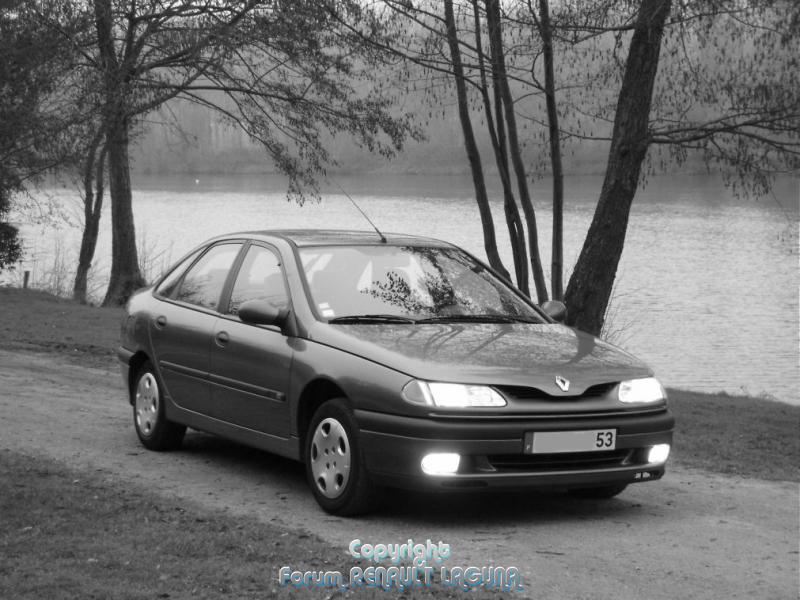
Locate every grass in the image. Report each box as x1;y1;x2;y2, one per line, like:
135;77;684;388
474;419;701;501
0;287;122;368
0;450;467;600
1;285;798;482
1;449;292;599
668;391;799;481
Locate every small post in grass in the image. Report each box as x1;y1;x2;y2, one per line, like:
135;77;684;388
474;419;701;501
23;270;30;289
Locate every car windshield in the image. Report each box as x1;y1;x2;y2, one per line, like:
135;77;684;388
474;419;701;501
299;244;545;323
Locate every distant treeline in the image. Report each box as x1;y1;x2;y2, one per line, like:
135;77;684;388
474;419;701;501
130;98;703;177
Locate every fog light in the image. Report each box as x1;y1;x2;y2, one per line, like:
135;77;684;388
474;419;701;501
421;453;460;475
647;444;670;464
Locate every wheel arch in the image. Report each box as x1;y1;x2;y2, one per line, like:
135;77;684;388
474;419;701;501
127;351;151;403
296;378;349;459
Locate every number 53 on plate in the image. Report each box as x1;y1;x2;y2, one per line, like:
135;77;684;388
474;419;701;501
525;429;617;454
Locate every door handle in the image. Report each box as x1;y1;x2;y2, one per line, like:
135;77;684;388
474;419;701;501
154;315;167;328
215;331;230;347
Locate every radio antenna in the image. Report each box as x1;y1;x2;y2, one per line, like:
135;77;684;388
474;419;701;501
333;180;387;243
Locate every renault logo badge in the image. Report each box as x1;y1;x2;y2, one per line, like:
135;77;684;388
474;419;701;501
555;375;570;392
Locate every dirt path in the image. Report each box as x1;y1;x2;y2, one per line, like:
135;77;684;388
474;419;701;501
0;349;797;599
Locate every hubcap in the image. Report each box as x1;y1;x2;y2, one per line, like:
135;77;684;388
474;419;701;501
310;417;351;499
135;372;159;437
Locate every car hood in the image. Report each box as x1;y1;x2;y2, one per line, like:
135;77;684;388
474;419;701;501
310;323;651;395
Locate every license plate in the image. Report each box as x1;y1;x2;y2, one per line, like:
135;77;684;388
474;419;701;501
525;429;617;454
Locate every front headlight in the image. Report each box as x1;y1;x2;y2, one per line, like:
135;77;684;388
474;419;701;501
618;377;667;404
402;380;506;408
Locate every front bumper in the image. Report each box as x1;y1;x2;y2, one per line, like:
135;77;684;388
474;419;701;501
356;408;674;490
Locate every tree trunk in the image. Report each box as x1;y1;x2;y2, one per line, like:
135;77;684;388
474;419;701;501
471;0;529;295
536;0;565;300
485;0;549;303
73;132;106;304
443;0;510;281
102;116;144;306
564;0;671;335
94;0;145;306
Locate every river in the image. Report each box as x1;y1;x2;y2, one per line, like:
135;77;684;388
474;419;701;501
11;172;799;405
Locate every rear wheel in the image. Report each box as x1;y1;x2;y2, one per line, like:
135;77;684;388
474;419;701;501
305;398;373;516
132;361;186;451
568;483;628;499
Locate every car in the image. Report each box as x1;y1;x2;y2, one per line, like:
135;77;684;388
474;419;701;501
119;229;674;515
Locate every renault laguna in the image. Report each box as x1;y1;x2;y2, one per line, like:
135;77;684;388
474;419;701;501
119;230;674;515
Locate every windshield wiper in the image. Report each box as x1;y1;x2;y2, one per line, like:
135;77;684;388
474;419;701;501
416;314;538;324
327;314;418;324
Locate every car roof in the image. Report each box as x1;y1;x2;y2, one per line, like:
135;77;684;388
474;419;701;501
232;229;454;248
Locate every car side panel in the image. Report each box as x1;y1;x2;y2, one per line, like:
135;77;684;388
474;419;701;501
208;316;292;437
148;301;215;416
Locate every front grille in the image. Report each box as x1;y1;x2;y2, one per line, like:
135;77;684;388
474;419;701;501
486;449;634;472
497;382;617;402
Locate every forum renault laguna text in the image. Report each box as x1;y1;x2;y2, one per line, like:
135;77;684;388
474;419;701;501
119;230;674;515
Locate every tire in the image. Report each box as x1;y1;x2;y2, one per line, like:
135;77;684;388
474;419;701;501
568;483;628;499
305;398;374;516
132;361;186;451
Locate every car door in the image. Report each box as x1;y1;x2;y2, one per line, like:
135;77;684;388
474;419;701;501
149;242;243;416
209;242;292;437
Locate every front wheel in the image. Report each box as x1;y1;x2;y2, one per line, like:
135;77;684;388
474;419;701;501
132;361;186;451
305;398;374;516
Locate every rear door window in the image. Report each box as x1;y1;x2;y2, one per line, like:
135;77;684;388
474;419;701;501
155;248;204;298
174;243;242;310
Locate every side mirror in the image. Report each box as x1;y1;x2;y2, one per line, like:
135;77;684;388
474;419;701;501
238;299;286;327
541;300;567;323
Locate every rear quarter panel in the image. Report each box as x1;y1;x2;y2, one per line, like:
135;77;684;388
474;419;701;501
121;288;156;354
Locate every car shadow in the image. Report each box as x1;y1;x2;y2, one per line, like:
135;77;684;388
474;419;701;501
174;431;648;525
376;487;643;526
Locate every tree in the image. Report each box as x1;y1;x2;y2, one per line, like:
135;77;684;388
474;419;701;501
67;69;110;304
468;0;526;291
0;187;22;272
369;0;799;334
485;0;549;302
528;0;565;300
443;0;511;282
34;0;418;305
73;126;107;303
339;0;551;300
1;3;40;263
563;0;672;334
0;0;87;272
554;0;800;333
